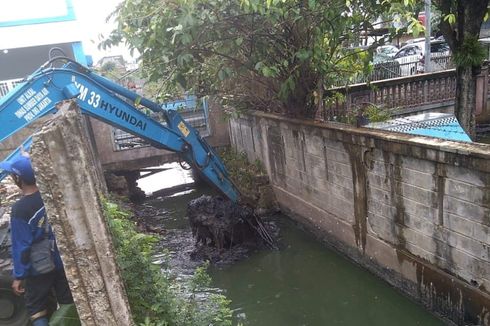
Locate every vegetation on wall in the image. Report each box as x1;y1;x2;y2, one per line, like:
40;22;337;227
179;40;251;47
335;103;392;125
219;148;264;196
102;199;232;326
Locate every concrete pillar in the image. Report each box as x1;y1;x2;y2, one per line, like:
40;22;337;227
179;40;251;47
30;100;133;325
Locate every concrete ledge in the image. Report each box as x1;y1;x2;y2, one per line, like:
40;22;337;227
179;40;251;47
251;110;490;171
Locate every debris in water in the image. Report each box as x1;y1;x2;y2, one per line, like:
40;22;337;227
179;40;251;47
187;195;275;254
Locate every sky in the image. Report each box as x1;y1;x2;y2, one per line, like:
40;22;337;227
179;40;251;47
72;0;133;62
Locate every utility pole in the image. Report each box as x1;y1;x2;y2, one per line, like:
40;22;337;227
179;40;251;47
424;0;431;73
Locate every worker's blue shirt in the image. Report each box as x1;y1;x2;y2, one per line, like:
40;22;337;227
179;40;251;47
10;191;63;279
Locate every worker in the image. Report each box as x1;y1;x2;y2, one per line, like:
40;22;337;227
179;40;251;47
0;155;73;326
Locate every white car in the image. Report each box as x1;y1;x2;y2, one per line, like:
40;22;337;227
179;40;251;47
393;40;450;76
416;41;452;73
374;45;399;62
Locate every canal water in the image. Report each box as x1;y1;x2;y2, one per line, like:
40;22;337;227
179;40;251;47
138;163;445;326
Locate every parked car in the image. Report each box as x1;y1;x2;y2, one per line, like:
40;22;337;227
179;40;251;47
416;41;452;73
393;40;450;76
401;36;435;47
376;45;399;58
374;45;399;63
393;44;423;76
373;45;398;64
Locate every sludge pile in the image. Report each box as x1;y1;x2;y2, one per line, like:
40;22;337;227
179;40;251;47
187;195;275;257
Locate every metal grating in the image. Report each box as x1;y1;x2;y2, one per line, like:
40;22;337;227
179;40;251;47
113;96;211;151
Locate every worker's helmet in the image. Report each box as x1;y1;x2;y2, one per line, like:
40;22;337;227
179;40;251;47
0;156;36;185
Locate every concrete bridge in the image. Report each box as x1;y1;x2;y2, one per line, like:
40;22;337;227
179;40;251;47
87;99;230;172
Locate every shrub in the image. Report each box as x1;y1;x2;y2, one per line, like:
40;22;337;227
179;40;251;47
103;199;232;326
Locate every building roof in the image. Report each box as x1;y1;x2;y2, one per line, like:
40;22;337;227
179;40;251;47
367;112;472;142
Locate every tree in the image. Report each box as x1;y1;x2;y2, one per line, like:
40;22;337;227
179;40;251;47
104;0;407;118
433;0;489;138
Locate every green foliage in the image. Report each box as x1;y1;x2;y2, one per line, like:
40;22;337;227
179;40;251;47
95;60;127;80
190;261;212;292
219;148;265;198
104;0;413;118
453;37;487;68
49;304;80;326
407;17;424;37
102;199;232;326
364;104;391;122
101;61;117;73
443;13;456;25
332;103;391;125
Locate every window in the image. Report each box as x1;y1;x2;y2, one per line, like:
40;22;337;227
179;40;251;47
405;47;417;56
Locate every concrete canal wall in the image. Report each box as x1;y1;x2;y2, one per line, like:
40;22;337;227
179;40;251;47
230;111;490;325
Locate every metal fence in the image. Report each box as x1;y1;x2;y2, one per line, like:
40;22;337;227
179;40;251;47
113;96;211;151
333;54;454;86
320;69;459;122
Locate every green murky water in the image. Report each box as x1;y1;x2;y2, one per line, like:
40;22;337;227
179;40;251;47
140;164;445;326
209;217;444;326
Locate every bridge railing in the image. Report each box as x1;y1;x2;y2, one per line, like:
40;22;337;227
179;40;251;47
319;65;490;121
113;96;211;151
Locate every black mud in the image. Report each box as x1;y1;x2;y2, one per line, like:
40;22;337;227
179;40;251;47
187;195;277;265
132;195;278;275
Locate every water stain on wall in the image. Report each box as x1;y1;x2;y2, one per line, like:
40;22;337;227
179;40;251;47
267;125;286;188
343;142;368;252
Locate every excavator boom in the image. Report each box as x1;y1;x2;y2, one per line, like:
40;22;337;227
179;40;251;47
0;58;239;202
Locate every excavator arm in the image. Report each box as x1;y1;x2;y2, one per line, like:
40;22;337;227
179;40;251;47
0;58;240;202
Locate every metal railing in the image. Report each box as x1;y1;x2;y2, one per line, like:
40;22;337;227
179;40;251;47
333;54;454;86
321;69;459;121
112;96;211;151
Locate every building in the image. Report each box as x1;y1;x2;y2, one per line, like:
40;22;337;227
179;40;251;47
0;0;89;98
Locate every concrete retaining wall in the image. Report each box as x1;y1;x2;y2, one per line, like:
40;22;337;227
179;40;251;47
30;101;133;325
230;111;490;325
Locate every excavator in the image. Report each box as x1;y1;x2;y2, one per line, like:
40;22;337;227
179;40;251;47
0;56;243;325
0;56;240;201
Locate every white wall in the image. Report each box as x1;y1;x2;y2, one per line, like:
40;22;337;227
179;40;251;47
0;0;132;62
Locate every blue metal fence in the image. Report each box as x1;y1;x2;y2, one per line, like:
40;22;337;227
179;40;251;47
113;95;211;151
